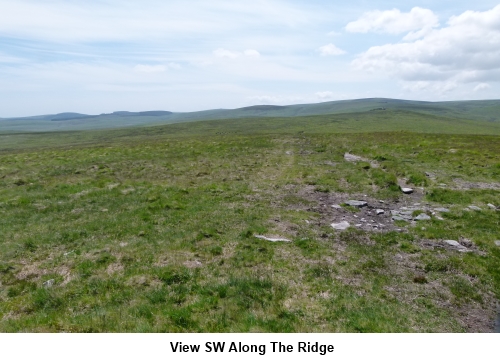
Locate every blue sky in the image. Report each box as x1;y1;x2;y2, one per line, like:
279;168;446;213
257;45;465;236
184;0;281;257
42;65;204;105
1;0;500;116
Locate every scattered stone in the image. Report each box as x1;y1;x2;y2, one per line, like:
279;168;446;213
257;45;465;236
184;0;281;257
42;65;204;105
376;209;385;215
434;207;450;213
345;200;368;207
400;187;414;194
63;250;74;256
414;213;431;221
331;221;350;230
435;216;444;221
43;279;55;288
254;235;291;242
331;204;342;209
305;220;310;224
425;172;435;178
495;241;500;247
468;205;482;211
487;203;497;209
344;153;363;162
355;224;362;227
463;208;470;211
101;208;108;212
392;215;407;221
444;240;467;250
285;151;292;155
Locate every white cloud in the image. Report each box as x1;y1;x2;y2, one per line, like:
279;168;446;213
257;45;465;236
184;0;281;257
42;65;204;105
315;91;335;100
473;83;491;92
213;48;240;59
346;7;439;40
318;43;346;56
352;5;500;93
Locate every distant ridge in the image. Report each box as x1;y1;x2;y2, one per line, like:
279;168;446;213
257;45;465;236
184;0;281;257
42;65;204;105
1;98;500;133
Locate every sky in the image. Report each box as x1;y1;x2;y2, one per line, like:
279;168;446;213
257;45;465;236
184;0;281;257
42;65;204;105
1;0;500;117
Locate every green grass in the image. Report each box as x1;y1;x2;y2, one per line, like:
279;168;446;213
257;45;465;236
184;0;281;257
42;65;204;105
0;111;499;332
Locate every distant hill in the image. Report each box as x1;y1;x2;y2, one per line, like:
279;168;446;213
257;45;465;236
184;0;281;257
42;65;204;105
1;98;500;133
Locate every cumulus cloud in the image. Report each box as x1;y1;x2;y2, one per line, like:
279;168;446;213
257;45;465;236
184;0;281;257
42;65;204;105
243;49;260;57
352;5;500;92
346;7;439;40
318;43;346;56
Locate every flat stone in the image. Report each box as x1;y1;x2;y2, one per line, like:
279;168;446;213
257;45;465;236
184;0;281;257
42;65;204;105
355;224;362;227
344;153;364;162
414;213;431;221
487;203;497;209
376;209;385;215
392;216;407;221
331;204;342;209
401;187;414;194
435;216;444;221
331;221;351;230
345;200;368;208
495;241;500;247
254;235;291;242
434;207;450;213
444;240;466;249
43;279;55;288
468;205;482;211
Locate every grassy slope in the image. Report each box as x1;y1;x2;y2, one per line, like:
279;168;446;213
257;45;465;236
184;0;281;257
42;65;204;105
2;98;500;133
0;112;499;332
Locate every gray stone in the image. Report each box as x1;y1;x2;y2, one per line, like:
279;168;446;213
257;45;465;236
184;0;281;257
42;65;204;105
345;200;368;207
414;213;431;221
43;279;55;288
392;216;407;221
434;207;450;213
495;241;500;247
376;209;385;215
254;235;291;242
355;224;362;227
468;205;482;211
487;203;497;209
344;153;364;162
444;240;467;250
401;187;414;194
331;204;342;209
331;221;351;230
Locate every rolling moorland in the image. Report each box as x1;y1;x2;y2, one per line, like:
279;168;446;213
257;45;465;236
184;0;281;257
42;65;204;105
0;99;499;332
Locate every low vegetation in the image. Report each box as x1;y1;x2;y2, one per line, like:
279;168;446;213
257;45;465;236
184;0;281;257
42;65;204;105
0;111;499;332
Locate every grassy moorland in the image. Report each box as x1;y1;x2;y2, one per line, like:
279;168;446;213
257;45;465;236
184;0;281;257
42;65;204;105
0;111;499;332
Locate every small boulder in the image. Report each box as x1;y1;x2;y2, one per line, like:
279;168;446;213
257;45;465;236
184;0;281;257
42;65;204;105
400;187;414;194
331;204;342;209
331;221;350;230
495;241;500;247
468;205;482;211
444;240;467;250
345;200;368;208
43;279;55;288
376;209;385;215
414;213;431;221
487;203;497;209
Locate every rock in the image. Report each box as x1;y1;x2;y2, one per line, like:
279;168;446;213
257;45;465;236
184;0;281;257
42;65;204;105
487;203;497;209
344;153;364;162
355;224;362;227
331;204;342;209
414;213;431;221
444;240;467;250
331;221;350;230
254;235;291;242
376;209;385;215
468;205;482;211
494;240;500;247
392;215;407;221
43;279;55;288
435;216;444;221
434;207;450;213
345;200;368;207
400;187;414;194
